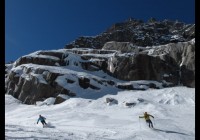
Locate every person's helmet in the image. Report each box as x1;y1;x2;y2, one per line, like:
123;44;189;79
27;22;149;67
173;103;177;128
144;112;147;114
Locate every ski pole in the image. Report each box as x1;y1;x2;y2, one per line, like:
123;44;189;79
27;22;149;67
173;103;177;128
139;118;141;129
139;117;143;140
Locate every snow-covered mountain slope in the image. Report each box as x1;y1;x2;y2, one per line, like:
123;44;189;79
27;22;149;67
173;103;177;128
5;86;195;140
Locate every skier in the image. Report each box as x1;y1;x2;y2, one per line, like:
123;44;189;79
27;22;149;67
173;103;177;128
139;112;154;128
37;115;47;126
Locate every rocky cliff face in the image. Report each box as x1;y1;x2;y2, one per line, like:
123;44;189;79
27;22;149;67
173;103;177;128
104;39;195;87
65;18;195;49
5;18;195;105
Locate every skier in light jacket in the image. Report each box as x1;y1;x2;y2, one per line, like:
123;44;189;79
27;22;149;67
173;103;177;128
139;112;154;128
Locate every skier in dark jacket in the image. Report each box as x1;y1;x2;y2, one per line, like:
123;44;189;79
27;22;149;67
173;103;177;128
139;112;154;128
37;115;47;126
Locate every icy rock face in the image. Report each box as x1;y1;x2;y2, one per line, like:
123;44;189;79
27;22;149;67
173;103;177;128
5;49;116;104
5;48;166;105
5;66;76;104
14;51;66;67
65;18;195;49
146;39;195;87
102;41;139;53
5;18;195;104
108;53;179;84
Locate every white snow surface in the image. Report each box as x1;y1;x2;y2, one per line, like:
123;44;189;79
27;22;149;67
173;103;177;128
5;86;195;140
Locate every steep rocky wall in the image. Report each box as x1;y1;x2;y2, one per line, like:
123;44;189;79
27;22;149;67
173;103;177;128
65;19;195;49
107;54;179;85
5;66;76;104
146;40;195;87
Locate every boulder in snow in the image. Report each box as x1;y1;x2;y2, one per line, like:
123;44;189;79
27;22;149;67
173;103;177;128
123;101;136;107
105;98;118;105
54;94;70;104
36;97;56;106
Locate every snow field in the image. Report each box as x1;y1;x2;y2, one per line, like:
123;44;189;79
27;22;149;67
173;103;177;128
5;86;194;140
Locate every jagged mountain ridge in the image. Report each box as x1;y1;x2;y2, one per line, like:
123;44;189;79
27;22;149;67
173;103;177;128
65;18;195;49
5;18;195;105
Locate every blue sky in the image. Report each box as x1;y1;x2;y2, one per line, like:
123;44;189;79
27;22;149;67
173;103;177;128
5;0;195;62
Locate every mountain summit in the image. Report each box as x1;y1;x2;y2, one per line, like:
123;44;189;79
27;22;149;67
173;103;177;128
65;18;195;49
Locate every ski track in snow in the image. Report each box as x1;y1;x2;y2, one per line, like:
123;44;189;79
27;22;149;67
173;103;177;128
5;87;195;140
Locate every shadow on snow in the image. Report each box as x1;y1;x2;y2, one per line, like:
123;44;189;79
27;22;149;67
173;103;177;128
153;128;190;136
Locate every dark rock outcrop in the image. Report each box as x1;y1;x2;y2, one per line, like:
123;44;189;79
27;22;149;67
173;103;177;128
147;40;195;87
65;18;195;49
78;77;90;89
5;67;76;104
105;98;118;105
123;102;136;107
108;54;179;84
54;94;69;104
